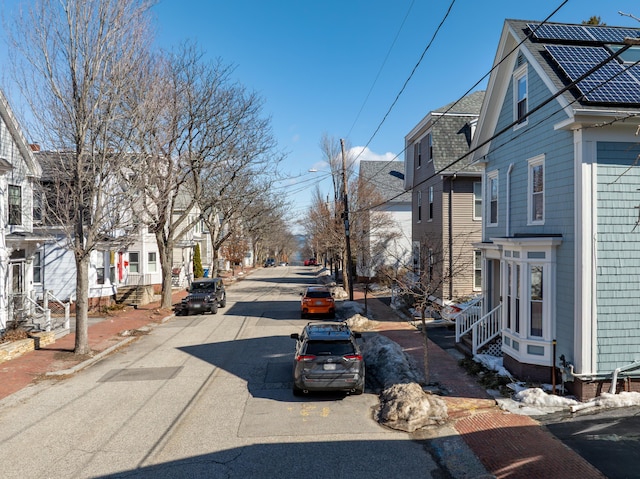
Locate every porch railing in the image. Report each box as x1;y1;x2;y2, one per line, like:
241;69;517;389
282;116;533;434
453;297;483;341
456;302;502;355
7;291;70;332
125;273;155;286
470;304;502;355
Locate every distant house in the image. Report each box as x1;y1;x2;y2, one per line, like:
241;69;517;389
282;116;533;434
357;160;412;278
404;91;485;306
470;20;640;400
0;90;46;331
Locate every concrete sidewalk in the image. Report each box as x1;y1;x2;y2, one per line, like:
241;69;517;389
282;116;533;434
361;293;606;479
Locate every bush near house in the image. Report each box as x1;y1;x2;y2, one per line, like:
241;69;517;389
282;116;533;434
193;244;204;278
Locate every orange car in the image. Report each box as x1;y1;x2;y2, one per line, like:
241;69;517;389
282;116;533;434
300;286;335;319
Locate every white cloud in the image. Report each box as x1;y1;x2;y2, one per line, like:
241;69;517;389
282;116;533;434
348;146;398;168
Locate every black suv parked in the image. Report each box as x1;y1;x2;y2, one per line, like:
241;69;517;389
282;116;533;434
178;278;226;315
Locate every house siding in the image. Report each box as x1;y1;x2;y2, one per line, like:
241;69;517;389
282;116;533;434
596;142;640;372
483;54;576;359
442;176;482;299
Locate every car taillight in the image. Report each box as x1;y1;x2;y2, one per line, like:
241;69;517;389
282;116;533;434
296;355;316;362
343;354;362;361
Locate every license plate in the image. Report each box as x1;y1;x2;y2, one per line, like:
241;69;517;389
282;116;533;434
323;363;336;370
315;301;324;306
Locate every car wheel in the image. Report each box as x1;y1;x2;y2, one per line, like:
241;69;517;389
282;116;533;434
211;303;218;315
352;385;364;395
301;312;306;319
292;384;304;396
219;295;226;308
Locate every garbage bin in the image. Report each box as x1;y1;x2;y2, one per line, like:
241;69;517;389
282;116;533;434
203;268;209;278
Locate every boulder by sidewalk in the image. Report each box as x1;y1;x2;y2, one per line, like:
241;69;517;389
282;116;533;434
376;382;448;432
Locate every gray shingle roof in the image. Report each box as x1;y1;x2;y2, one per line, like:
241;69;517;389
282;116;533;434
358;160;411;203
435;90;485;115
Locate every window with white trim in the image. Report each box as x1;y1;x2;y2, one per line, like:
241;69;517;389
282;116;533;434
426;133;433;162
8;185;21;225
148;252;157;273
417;190;422;222
488;172;498;226
428;186;434;221
416;141;422;168
33;251;42;284
514;65;528;126
129;252;140;273
473;250;482;290
96;251;105;285
473;181;482;220
530;265;543;337
528;156;544;224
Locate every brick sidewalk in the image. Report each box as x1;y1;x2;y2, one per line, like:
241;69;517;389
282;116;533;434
360;293;606;479
0;291;186;401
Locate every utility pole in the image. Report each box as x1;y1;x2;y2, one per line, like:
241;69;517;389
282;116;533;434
340;138;354;301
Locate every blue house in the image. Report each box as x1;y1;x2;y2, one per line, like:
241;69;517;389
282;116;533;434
469;20;640;400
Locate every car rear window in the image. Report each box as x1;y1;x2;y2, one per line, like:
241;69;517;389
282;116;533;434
305;291;331;299
305;340;354;356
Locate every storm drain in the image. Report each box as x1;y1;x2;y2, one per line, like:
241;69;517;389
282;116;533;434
98;366;183;382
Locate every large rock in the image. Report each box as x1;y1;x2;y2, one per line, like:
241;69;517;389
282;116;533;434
376;382;448;432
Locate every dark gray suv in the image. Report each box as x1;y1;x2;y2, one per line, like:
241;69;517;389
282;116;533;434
290;322;365;396
178;278;226;315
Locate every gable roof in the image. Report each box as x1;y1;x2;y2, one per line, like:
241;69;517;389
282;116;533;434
472;19;640;160
0;89;40;177
358;160;411;203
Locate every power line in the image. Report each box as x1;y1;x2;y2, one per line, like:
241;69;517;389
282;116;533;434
350;0;457;168
354;31;637;214
345;0;416;140
352;0;570;193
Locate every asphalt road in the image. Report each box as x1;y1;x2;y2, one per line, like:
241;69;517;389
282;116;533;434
0;266;448;479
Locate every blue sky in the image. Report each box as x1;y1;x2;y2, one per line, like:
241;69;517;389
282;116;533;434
151;0;640;227
4;0;640;229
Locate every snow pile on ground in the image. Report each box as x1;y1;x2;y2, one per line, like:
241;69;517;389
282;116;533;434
345;313;375;331
332;286;348;299
376;383;448;432
360;334;424;388
474;353;513;379
339;300;365;317
514;388;579;407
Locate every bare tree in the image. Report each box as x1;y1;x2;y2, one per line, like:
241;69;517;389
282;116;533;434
390;231;476;383
8;0;154;354
130;44;259;308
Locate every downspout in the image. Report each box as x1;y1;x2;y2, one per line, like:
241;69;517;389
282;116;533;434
506;163;514;237
448;174;456;300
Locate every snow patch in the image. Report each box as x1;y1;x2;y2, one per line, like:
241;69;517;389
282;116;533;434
361;334;424;388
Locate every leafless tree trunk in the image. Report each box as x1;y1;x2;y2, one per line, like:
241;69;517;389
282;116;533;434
8;0;153;354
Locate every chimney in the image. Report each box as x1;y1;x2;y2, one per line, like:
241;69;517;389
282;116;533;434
29;143;40;152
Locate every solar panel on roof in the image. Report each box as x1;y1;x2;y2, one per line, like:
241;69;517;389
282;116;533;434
529;23;593;41
529;23;640;43
545;44;640;104
587;27;640;43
